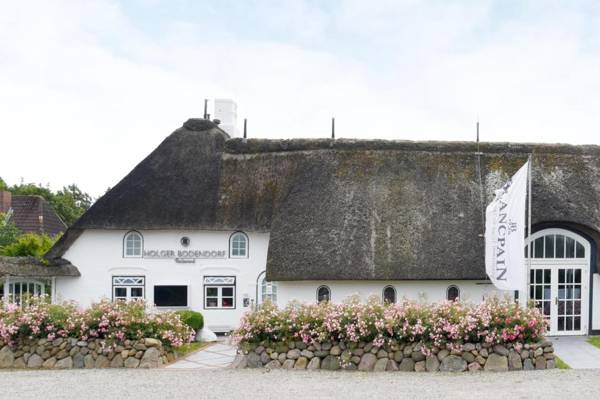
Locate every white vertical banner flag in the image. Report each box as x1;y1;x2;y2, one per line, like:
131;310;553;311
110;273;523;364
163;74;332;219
485;161;529;291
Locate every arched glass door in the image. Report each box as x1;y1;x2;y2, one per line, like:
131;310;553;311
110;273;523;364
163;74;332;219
526;228;590;335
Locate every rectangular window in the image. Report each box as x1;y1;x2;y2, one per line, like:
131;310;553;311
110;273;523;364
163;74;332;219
112;276;145;301
154;285;188;307
204;276;235;309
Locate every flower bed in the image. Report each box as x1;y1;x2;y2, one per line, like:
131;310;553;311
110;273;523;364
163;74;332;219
232;298;555;372
0;298;195;369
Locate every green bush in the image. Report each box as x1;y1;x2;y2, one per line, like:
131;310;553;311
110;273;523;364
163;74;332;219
0;232;59;257
176;310;204;331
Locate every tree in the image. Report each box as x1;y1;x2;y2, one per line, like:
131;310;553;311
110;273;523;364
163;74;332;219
0;233;58;257
53;184;93;225
0;212;21;249
0;177;6;191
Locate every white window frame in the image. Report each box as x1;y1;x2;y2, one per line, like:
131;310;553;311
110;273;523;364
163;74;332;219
112;276;145;301
124;231;143;258
229;232;248;258
204;276;236;309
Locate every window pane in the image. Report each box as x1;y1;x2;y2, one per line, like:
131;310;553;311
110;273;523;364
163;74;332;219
206;287;218;297
545;235;554;258
576;242;585;258
566;237;575;258
383;287;396;303
534;237;544;258
154;286;187;307
131;287;143;298
447;286;459;301
115;287;127;297
222;287;234;297
206;298;218;307
556;235;565;258
221;297;234;307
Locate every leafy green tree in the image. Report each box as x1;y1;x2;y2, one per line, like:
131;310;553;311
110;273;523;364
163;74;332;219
53;185;93;225
0;212;21;249
0;233;59;257
0;177;7;191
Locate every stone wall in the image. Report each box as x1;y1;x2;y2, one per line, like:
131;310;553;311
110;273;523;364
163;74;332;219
233;340;556;372
0;337;176;369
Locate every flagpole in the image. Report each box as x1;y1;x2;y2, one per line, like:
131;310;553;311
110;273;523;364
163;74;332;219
525;154;533;308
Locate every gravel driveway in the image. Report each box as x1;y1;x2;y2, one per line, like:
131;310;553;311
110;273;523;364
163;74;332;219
2;368;600;399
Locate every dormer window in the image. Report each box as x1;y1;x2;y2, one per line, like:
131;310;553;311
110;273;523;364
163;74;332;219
124;231;143;258
229;232;248;258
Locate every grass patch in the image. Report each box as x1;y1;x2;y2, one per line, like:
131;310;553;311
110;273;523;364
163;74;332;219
175;341;209;355
554;356;570;369
587;336;600;350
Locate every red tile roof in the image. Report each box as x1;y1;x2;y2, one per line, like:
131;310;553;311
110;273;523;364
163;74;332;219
8;195;66;237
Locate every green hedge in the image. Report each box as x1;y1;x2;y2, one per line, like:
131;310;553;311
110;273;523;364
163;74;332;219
176;310;204;331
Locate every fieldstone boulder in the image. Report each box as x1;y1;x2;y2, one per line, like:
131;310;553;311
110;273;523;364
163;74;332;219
42;357;57;369
484;354;508;372
55;357;73;369
27;354;43;368
374;358;389;372
301;350;314;359
307;357;321;370
95;355;110;368
282;359;295;369
260;352;270;365
358;353;377;371
386;360;399;371
294;357;308;369
124;357;140;368
425;355;440;372
414;361;426;372
0;346;15;368
439;355;467;372
493;345;509;356
509;352;522;370
468;362;482;372
330;346;341;356
265;360;281;369
523;358;534;370
399;358;415;372
535;356;547;370
139;348;161;368
321;355;340;370
287;349;301;360
246;352;262;368
110;355;124;368
84;354;95;369
411;351;426;362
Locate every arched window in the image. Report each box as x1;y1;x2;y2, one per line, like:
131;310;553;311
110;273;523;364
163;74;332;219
230;232;248;258
260;276;277;305
383;285;396;304
317;285;331;303
124;231;143;257
447;285;460;301
527;232;586;259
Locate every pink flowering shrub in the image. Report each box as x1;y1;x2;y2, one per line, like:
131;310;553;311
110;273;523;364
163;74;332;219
233;297;546;349
0;297;194;348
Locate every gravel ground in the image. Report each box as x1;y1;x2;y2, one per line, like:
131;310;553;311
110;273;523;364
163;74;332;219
1;368;600;399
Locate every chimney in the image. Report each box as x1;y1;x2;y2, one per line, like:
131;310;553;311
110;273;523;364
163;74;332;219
213;98;238;137
0;191;11;213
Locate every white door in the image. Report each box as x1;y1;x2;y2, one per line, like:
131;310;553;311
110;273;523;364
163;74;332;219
527;229;590;336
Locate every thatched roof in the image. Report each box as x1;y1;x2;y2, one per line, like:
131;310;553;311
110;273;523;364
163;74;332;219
0;256;80;278
46;119;600;281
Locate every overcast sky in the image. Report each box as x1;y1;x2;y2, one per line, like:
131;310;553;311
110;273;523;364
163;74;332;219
2;0;600;198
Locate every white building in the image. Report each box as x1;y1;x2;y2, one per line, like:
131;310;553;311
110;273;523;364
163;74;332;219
38;118;600;336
